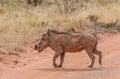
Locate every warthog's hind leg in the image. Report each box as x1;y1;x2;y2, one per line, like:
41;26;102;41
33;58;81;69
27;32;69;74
86;50;95;68
93;50;102;65
58;52;65;68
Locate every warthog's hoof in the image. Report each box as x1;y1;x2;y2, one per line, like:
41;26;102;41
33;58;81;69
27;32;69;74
88;65;93;68
53;64;62;68
53;64;58;68
57;65;62;68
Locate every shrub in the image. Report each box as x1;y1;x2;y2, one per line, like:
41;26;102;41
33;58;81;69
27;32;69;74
97;0;118;5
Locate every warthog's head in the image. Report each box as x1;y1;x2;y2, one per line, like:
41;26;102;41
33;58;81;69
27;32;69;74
34;33;49;52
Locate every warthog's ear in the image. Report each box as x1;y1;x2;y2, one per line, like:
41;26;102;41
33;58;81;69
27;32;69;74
47;29;51;35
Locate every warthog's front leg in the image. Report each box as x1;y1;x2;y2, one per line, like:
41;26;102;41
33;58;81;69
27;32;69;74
53;47;64;68
53;53;61;68
58;52;65;68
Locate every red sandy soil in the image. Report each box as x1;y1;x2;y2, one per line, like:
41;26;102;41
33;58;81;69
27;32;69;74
1;33;120;79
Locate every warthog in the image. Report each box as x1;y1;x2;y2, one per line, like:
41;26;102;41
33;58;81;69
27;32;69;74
35;30;102;68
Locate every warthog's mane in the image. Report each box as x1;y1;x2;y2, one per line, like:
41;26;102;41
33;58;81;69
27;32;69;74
50;30;71;35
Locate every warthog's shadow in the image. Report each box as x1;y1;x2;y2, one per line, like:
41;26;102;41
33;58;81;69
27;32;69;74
37;67;102;72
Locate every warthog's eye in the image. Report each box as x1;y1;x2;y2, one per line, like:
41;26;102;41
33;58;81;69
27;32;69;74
34;45;38;50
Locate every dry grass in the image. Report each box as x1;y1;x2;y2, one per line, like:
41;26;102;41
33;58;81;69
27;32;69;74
0;0;120;53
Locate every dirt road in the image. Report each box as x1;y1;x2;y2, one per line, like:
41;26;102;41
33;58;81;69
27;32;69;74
1;33;120;79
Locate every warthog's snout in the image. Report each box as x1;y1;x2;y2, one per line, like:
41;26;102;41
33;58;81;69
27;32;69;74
34;45;42;52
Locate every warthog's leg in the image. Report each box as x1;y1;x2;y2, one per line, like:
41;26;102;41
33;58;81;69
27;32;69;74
58;52;65;68
53;53;61;67
93;50;102;65
53;47;64;68
86;49;95;68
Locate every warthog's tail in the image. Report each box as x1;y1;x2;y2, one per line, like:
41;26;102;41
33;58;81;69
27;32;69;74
93;22;98;39
92;30;97;40
92;31;97;38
